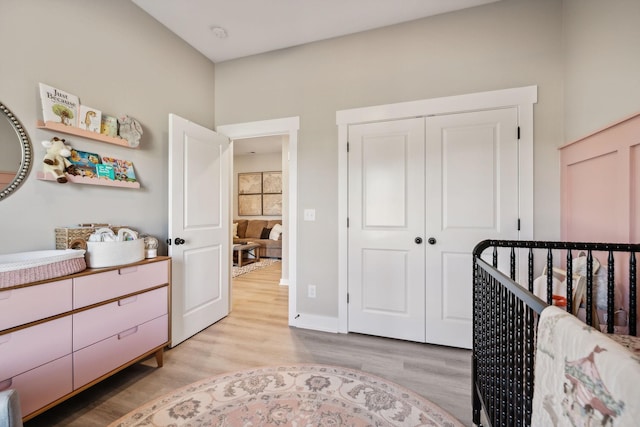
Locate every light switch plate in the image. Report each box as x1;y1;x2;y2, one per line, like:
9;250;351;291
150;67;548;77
304;209;316;221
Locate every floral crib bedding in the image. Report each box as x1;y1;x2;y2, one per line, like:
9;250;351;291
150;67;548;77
532;306;640;426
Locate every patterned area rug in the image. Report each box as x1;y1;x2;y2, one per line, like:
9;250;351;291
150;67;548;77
232;258;281;278
108;365;463;427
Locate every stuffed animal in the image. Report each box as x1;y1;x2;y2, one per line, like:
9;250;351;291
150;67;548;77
42;137;73;183
117;114;142;148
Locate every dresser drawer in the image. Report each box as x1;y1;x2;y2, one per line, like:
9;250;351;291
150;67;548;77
0;355;73;418
73;287;168;351
73;315;168;389
0;279;72;330
0;316;72;380
73;260;169;308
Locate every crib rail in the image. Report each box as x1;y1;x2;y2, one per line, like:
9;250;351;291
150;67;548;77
472;240;639;427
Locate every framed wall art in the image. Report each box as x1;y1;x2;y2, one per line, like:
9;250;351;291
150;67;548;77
262;171;282;194
263;194;282;215
238;172;262;194
238;194;262;216
237;171;282;216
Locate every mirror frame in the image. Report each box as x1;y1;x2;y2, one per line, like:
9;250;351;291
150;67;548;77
0;102;32;200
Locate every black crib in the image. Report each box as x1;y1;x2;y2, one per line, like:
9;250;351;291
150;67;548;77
472;240;639;427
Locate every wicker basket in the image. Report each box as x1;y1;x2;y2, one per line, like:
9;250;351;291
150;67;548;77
55;224;129;249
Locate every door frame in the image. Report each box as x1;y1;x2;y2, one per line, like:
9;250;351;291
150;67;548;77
336;86;538;333
217;117;299;325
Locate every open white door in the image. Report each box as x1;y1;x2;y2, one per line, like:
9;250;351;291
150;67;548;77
169;114;230;347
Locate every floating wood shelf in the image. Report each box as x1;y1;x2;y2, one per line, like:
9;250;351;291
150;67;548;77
37;171;140;189
36;120;136;148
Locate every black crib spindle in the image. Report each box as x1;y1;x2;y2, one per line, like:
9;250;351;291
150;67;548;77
607;251;615;334
566;250;573;314
586;250;594;326
524;305;535;425
514;298;524;427
528;248;534;293
630;252;637;336
489;270;500;421
507;291;515;426
510;247;516;280
546;248;553;305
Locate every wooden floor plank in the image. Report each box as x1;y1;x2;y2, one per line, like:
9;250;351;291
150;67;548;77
25;262;472;426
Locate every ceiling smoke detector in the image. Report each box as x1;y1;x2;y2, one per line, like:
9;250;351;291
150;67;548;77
210;26;228;39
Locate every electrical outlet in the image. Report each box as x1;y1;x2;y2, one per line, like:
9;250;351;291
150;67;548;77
308;284;316;298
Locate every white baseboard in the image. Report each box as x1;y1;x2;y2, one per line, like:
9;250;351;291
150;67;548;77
279;278;289;286
290;313;339;333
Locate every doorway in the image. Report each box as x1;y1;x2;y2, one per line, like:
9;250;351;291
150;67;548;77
217;117;300;325
337;86;537;348
232;134;288;283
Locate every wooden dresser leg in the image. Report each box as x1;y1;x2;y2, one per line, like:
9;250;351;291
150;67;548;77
155;349;164;367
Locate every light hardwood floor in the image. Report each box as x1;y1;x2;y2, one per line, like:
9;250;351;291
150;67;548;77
25;262;472;426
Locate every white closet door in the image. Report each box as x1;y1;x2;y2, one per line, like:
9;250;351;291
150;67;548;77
347;118;426;342
425;108;519;348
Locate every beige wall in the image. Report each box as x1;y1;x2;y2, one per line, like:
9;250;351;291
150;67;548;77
215;0;565;317
0;0;215;253
563;0;640;142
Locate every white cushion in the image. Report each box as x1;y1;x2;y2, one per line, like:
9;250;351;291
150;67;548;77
232;223;238;238
269;223;283;241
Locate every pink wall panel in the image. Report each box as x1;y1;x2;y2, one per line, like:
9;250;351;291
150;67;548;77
565;152;624;243
561;112;640;334
632;144;640;242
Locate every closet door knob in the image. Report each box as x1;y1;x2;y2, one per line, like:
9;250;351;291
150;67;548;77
174;238;186;245
428;237;437;245
415;237;423;244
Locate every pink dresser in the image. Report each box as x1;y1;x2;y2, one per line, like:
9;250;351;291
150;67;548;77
0;257;171;421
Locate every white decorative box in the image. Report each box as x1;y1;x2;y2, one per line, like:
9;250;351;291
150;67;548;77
85;239;144;268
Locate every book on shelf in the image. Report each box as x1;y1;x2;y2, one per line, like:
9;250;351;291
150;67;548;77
95;163;115;180
39;83;79;126
68;149;101;178
101;156;137;182
78;105;102;133
100;115;118;138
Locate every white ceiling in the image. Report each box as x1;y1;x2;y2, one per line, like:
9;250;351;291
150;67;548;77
234;135;283;156
131;0;500;63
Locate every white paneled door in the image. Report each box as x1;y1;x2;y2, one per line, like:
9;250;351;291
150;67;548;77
169;114;230;347
424;108;519;348
348;108;519;348
348;118;427;342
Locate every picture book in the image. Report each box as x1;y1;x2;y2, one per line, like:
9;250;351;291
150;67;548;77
78;105;102;133
68;149;101;178
100;115;118;137
101;156;137;182
39;83;79;126
95;163;115;180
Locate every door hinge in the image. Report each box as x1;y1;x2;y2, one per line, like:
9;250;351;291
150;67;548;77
347;293;350;304
517;218;521;231
347;142;350;152
517;126;521;140
347;217;349;228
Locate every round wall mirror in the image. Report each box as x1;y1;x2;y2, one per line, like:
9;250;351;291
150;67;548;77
0;102;32;200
